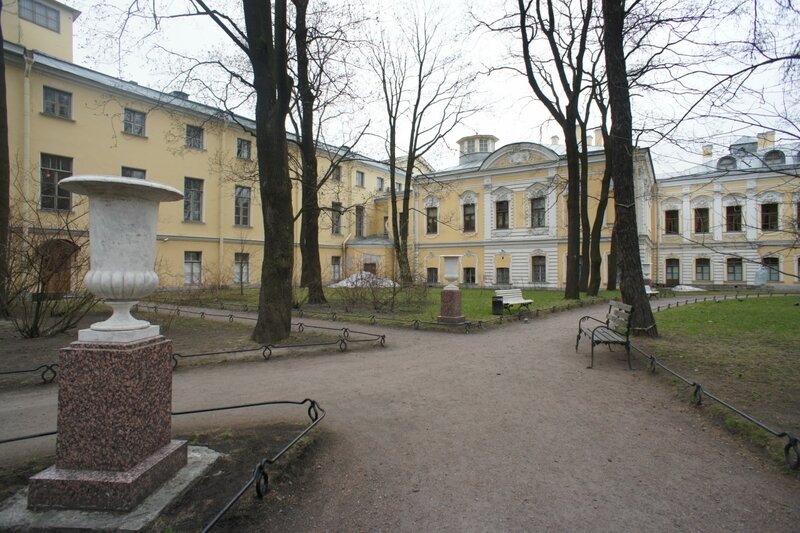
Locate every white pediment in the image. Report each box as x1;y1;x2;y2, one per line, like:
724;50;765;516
480;143;560;170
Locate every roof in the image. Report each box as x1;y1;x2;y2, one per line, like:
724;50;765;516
659;141;800;182
3;40;389;168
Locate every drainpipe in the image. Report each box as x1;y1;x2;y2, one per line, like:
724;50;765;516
218;122;226;289
342;232;352;273
23;49;35;234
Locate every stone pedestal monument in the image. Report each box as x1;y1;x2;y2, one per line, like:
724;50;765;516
28;176;186;511
438;256;465;324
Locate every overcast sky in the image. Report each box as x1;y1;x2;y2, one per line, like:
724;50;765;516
66;0;795;176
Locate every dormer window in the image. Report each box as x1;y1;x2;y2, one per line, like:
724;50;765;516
466;139;475;154
20;0;60;33
479;139;488;152
764;150;785;167
717;156;736;171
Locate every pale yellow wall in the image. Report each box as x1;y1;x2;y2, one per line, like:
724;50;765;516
2;0;77;62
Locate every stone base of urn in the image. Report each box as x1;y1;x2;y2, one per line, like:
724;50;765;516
28;336;187;511
438;286;465;324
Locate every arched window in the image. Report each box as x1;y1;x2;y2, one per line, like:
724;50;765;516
764;150;786;166
717;156;736;170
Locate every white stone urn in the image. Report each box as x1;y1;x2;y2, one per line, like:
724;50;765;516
59;176;183;341
443;256;460;290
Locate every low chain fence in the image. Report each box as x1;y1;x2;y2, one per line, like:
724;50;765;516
651;290;795;313
0;304;387;385
0;398;326;531
629;341;799;471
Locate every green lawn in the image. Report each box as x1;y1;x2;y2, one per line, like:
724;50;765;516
148;286;620;322
636;297;800;468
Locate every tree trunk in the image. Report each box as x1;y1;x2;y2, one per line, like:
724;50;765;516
603;0;657;336
607;223;618;291
588;161;612;295
0;3;10;318
294;0;326;304
579;127;590;293
244;0;294;342
563;120;581;300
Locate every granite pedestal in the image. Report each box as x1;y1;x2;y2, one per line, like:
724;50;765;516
438;286;466;324
28;336;187;511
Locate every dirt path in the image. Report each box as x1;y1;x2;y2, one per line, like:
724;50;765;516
1;301;798;531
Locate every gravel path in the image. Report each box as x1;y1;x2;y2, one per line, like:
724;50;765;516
1;300;797;531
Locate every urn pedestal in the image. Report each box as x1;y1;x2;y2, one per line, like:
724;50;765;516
438;256;465;324
28;176;187;512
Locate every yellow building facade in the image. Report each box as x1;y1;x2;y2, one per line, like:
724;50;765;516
653;135;800;287
3;0;797;293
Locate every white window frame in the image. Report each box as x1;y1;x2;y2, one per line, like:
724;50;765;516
184;251;202;285
20;0;60;32
185;125;204;149
234;185;251;226
234;252;250;284
183;177;204;222
236;138;252;160
123;108;146;136
43;87;71;119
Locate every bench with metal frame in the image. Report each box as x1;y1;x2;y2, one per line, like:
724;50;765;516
494;288;533;313
575;301;634;369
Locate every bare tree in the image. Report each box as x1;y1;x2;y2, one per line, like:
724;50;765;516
603;0;658;335
0;2;10;318
367;6;476;283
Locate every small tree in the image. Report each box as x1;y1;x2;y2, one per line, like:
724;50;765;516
5;188;98;338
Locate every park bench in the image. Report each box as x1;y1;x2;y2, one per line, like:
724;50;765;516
575;301;634;369
494;288;533;313
644;285;659;299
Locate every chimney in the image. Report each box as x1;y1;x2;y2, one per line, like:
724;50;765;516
757;131;775;150
593;127;603;147
170;90;189;100
550;135;559;145
702;144;713;162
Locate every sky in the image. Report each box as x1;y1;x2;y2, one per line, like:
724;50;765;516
65;0;797;177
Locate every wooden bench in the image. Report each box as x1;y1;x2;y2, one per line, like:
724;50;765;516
575;301;634;369
644;285;659;299
494;289;533;313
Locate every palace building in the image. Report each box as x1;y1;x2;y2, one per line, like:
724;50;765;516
3;0;798;293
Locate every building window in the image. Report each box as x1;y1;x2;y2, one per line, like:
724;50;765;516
356;171;365;187
531;197;546;228
40;154;72;210
463;267;476;284
332;166;341;181
183;177;203;222
717;156;736;170
185;125;204;149
466;139;475;153
694;208;709;233
43;87;71;119
695;258;710;281
331;256;342;281
376;177;384;191
383;216;389;237
761;203;778;231
764;150;785;166
426;207;438;234
496;200;509;229
666;258;680;286
123;108;146;136
20;0;60;32
463;203;476;232
496;267;510;285
234;253;250;284
234;185;251;226
664;210;679;234
479;138;488;152
426;268;438;284
121;166;146;179
184;252;202;285
331;202;343;234
726;205;742;232
236;138;252;160
532;256;546;283
763;257;779;282
727;258;743;281
355;206;365;237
